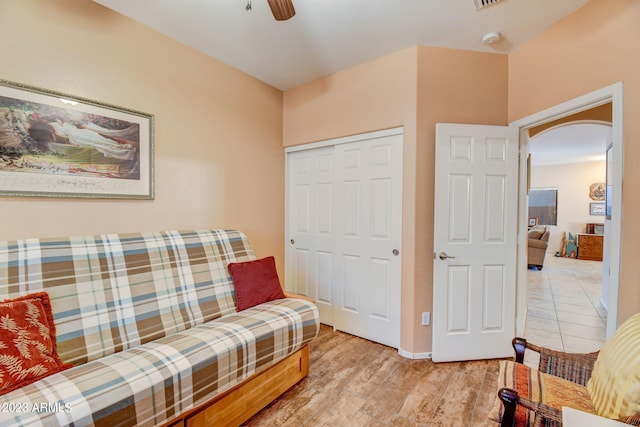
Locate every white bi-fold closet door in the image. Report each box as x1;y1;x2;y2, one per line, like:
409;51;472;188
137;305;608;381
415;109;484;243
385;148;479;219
285;128;403;348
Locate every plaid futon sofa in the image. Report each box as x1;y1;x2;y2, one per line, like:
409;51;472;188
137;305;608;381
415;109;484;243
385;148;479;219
0;229;319;426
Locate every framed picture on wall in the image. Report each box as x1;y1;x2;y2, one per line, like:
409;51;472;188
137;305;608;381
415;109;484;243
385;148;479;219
0;79;154;199
528;217;538;227
590;202;605;216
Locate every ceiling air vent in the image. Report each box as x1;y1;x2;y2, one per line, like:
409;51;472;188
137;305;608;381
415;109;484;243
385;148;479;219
473;0;502;10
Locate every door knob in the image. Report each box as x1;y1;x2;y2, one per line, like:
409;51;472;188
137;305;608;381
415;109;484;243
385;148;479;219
392;249;399;256
439;251;456;260
290;239;295;245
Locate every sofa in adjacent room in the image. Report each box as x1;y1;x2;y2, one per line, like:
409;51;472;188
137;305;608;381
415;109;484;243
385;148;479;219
527;225;550;269
0;229;319;427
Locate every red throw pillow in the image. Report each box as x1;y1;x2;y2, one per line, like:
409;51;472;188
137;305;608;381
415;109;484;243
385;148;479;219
228;256;286;311
0;292;73;395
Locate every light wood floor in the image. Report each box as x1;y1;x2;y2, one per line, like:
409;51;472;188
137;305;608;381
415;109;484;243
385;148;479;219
244;325;500;427
244;257;603;426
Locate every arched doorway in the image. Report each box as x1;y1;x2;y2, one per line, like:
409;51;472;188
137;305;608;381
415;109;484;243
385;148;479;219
511;83;623;348
525;119;612;352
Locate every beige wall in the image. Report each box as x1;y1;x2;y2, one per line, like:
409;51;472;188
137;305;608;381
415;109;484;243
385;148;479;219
416;47;508;352
283;46;507;353
0;1;285;271
283;47;419;146
509;0;640;323
531;161;606;255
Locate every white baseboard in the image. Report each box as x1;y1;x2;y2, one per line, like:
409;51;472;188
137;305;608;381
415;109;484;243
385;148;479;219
398;348;432;360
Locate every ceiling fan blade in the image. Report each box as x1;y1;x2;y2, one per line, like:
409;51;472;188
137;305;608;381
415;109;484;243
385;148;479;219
267;0;295;21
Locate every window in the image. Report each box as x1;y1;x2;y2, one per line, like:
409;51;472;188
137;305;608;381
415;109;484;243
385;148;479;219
529;188;558;226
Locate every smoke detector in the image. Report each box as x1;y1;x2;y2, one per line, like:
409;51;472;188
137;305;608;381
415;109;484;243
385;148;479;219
474;0;502;10
481;31;501;45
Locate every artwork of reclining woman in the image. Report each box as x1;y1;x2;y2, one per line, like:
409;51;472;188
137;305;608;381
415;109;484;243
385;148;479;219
1;100;139;177
0;80;153;199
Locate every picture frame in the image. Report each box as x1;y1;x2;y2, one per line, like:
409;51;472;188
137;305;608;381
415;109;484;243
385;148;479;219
590;202;605;216
0;79;154;199
605;143;612;219
528;217;538;227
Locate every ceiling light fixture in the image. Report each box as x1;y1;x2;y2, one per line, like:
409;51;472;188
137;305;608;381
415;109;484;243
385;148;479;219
481;31;501;45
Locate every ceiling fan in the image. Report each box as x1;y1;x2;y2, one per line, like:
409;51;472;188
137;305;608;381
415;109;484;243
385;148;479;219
267;0;295;20
247;0;295;21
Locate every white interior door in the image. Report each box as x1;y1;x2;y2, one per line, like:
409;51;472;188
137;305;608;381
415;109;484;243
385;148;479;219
286;147;336;323
332;135;402;347
432;123;518;362
286;129;403;348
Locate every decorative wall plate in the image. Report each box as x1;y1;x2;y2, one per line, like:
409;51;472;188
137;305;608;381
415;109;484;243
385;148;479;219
589;182;605;201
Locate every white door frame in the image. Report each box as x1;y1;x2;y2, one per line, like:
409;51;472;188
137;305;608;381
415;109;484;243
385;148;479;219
284;127;403;154
511;82;623;339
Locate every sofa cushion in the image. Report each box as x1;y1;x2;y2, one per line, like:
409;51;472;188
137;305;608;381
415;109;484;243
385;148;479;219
0;292;72;395
0;230;255;366
528;239;548;250
489;360;596;426
528;226;545;240
228;256;286;311
587;312;640;420
0;297;319;427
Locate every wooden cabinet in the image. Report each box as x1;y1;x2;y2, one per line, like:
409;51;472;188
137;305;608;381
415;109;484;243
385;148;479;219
577;233;604;261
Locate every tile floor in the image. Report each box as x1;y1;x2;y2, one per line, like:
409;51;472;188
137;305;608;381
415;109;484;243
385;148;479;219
525;255;607;355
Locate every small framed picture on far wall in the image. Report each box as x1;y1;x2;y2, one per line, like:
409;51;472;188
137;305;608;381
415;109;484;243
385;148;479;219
590;202;605;216
528;217;538;227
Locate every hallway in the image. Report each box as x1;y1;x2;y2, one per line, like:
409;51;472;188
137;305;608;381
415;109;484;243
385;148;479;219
524;256;607;353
